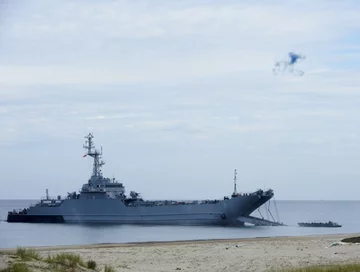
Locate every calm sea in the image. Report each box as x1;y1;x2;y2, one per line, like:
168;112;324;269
1;199;359;249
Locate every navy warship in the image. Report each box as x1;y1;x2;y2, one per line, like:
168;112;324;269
7;133;283;226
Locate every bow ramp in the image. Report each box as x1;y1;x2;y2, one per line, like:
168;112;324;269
238;197;286;226
237;215;286;226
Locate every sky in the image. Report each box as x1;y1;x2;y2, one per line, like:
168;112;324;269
0;0;360;200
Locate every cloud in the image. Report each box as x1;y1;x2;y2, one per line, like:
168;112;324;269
84;112;150;120
0;107;7;114
231;124;275;133
0;0;360;199
4;0;359;41
1;0;360;87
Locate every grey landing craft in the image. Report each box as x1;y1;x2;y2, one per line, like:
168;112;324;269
7;133;284;227
298;221;342;228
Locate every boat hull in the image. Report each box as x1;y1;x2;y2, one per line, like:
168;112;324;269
7;193;272;226
7;214;65;223
298;223;341;228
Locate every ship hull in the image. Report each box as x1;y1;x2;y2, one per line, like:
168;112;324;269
7;193;272;226
7;134;277;227
7;214;65;223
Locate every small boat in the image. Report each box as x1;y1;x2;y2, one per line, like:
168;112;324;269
298;221;342;228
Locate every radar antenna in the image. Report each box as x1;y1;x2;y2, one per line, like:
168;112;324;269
83;133;105;177
233;169;237;195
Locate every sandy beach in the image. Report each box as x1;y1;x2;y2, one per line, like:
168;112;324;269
2;233;360;271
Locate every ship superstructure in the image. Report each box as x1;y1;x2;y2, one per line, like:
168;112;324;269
7;133;283;226
78;133;129;201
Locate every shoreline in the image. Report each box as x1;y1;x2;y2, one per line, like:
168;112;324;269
1;232;358;252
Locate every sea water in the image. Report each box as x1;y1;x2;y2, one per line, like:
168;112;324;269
1;199;359;249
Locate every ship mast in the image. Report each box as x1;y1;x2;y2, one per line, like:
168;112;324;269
83;133;105;178
233;169;237;195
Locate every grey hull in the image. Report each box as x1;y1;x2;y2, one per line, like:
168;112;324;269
7;133;277;226
9;194;271;226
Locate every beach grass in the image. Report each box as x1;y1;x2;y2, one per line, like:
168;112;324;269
0;262;31;272
273;263;360;272
45;252;86;268
103;265;115;272
1;247;112;272
15;248;41;261
86;260;97;270
341;236;360;244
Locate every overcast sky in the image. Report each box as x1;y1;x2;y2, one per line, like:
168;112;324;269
0;0;360;200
